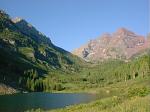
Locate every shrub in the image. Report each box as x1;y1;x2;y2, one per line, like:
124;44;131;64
128;87;150;97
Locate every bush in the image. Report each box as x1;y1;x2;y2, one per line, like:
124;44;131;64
128;87;150;97
51;83;64;91
55;83;64;91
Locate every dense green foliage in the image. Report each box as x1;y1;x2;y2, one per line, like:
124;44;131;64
80;56;150;85
48;55;149;93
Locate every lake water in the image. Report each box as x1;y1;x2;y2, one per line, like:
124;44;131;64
0;92;99;112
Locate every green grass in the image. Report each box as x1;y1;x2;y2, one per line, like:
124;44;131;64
49;95;150;112
18;47;34;59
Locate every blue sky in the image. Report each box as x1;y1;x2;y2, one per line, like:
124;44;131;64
0;0;149;51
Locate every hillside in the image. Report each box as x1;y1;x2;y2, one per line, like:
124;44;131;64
73;28;150;62
0;10;84;92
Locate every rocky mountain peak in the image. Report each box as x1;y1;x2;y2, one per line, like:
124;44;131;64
11;17;52;45
73;28;149;61
0;10;6;15
113;28;136;38
0;10;9;19
12;17;33;28
12;17;23;23
116;27;130;34
97;33;111;41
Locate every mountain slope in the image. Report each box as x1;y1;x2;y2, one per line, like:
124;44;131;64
0;10;84;91
73;28;150;62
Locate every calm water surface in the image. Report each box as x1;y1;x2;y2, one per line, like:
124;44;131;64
0;92;99;112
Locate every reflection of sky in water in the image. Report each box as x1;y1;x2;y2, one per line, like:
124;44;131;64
0;93;99;112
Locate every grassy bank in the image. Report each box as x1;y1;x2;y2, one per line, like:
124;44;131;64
26;77;150;112
49;95;150;112
26;95;150;112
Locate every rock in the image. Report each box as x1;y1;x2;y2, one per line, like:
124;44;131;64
72;28;149;62
0;84;17;95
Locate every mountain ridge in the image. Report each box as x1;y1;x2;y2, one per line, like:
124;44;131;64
73;28;150;62
0;10;84;92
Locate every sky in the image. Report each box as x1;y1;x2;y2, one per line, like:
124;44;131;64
0;0;149;51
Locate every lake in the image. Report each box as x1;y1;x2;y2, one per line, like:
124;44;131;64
0;92;99;112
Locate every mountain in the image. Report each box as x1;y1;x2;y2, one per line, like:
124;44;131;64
73;28;150;62
12;17;52;45
0;10;84;92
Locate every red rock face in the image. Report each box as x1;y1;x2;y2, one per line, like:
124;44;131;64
72;28;149;61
